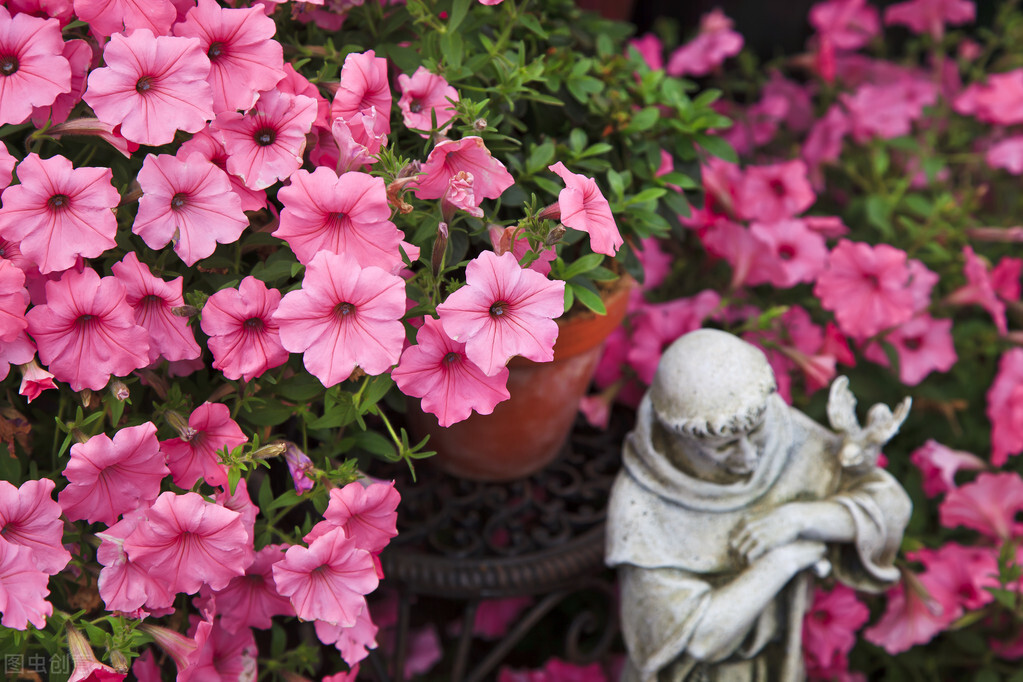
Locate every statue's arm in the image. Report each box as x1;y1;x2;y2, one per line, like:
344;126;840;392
730;500;856;562
686;539;826;662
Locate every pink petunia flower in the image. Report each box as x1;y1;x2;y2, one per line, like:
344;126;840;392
211;544;295;633
628;33;664;71
499;658;608;682
700;219;778;291
26;267;150;392
548;162;622;256
315;606;380;667
0;143;14;191
0;332;36;383
97;510;176;613
134;152;248;266
30;37;90;128
862;573;954;654
213;88;317;189
84;30;214;146
273;251;407;387
303;481;400;555
174;0;285;114
986;348;1023;466
58;422;169;526
945;246;1008;335
124;491;251;595
111;252;201;364
67;623;126;682
802;584;870;672
18;357;55;403
284;443;316;495
274;167;404;270
392;317;511;427
177;126;267;212
748;219;829;288
810;0;881;50
939;472;1023;539
272;526;379;626
884;0;975;39
953;70;1023;126
0;153;118;275
72;0;176;39
910;543;999;613
910;439;986;497
201;276;289;382
992;257;1022;301
0;537;52;630
884;314;957;386
0;259;27;343
735;160;816;223
330;50;391;137
840;82;936;144
665;8;743;77
0;7;70;126
414;137;515;204
984;136;1023;175
396;66;458;135
436;250;566;377
162;402;247;489
0;478;69;576
814;240;916;340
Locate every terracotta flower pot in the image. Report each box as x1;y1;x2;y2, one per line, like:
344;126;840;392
407;277;632;481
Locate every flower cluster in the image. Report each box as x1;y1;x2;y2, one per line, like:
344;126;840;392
0;0;723;677
591;0;1023;678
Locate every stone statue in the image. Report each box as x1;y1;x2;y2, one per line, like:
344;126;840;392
606;329;912;682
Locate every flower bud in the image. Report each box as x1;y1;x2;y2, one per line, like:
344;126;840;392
473;118;487;131
110;380;130;402
544;224;567;248
432;222;449;276
536;202;562;222
252;442;288;460
171;305;199;318
284;442;316;495
165;410;196;442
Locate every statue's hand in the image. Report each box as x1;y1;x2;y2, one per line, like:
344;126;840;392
730;504;807;563
765;539;828;576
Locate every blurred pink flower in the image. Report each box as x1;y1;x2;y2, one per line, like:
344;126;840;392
626;291;722;384
840;82;936;143
212;544;295;633
985;136;1023;175
748;219;829;288
26;267;150;391
0;7;70;126
803;104;849;181
473;597;533;639
201;276;289;381
945;246;1008;335
814;240;916;340
397;66;458;135
802;584;869;672
162;402;247;489
549;161;622;256
628;33;664;71
174;0;285;114
72;0;176;38
884;314;956;385
275;167;403;270
0;153;118;274
940;472;1023;539
810;0;881;50
910;439;986;497
953;70;1023;126
862;574;952;654
273;526;378;626
213;88;317;189
910;543;999;612
884;0;975;39
124;491;251;594
437;250;565;376
499;658;607;682
0;537;52;630
415;136;514;203
274;250;406;386
992;257;1023;301
666;9;743;77
392;316;510;427
84;30;213;146
331;49;391;136
736;160;816;223
986;348;1023;466
58;422;168;525
111;252;202;365
0;478;69;576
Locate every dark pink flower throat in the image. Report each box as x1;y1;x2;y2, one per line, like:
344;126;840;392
489;301;509;317
0;54;17;77
48;194;70;211
334;302;356;319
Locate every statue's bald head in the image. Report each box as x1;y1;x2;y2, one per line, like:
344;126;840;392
650;328;777;438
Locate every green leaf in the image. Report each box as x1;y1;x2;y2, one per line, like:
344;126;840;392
606;169;625;200
241;399;293;426
695;134;737;163
439;31;464;70
569;282;606;315
561;252;604;280
526;141;556;175
872;147;890;176
865;195;892;234
563;285;575;313
518;12;549;38
578;142;613;158
626;188;667;205
566;77;603;104
447;0;472;33
354;430;397;460
569;128;587;153
360;375;394;412
623;107;659;134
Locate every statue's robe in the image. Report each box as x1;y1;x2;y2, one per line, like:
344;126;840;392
606;395;911;682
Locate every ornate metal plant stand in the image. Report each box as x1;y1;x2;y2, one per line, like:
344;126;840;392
367;413;629;682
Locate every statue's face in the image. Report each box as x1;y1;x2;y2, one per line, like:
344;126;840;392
684;418;769;476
